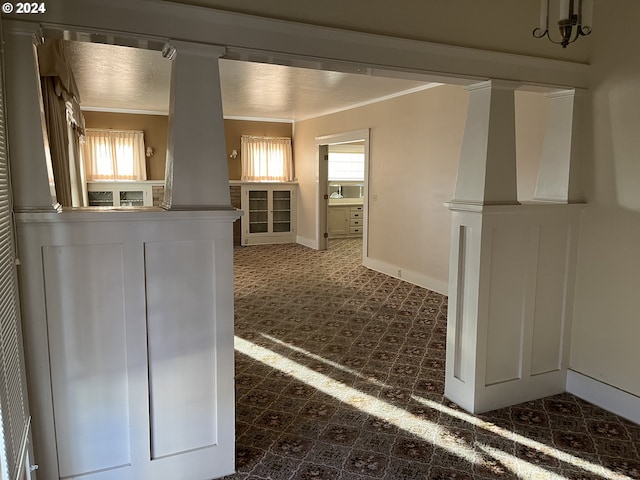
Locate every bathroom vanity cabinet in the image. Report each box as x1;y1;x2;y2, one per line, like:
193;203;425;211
328;203;363;238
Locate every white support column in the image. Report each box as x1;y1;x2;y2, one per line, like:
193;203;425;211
533;88;586;203
452;80;520;206
162;41;231;210
3;20;59;212
445;79;582;414
445;203;582;413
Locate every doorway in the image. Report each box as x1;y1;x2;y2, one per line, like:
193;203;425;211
316;129;370;263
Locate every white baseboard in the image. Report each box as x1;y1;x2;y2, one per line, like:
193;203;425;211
296;235;318;250
566;369;640;425
363;256;448;296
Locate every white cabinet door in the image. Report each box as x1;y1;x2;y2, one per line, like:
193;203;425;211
328;206;350;236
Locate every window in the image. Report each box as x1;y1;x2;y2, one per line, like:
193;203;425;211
328;152;365;180
328;143;365;181
83;129;147;181
241;135;292;182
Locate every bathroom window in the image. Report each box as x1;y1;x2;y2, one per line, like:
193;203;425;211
328;152;365;181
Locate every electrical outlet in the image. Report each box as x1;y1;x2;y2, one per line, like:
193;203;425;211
397;269;402;278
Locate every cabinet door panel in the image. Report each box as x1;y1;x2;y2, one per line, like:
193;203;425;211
43;244;130;478
120;190;144;207
88;191;114;206
272;190;291;233
328;207;349;236
248;190;269;233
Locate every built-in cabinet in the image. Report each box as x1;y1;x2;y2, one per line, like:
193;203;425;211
328;204;363;237
87;181;165;207
240;183;297;245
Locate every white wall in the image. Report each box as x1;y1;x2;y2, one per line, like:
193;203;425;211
570;1;640;397
294;86;548;291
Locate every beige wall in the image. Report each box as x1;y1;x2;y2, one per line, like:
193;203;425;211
168;0;589;62
224;120;293;180
570;1;640;396
83;111;168;180
294;85;547;286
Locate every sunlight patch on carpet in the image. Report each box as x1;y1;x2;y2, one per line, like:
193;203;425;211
236;335;565;477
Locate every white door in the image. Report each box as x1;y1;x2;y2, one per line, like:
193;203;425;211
315;129;370;256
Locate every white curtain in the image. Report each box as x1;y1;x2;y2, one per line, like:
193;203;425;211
241;135;292;182
83;129;147;181
67;100;87;206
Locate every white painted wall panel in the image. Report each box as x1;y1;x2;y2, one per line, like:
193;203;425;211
18;211;237;479
531;225;569;375
145;241;218;459
484;227;526;386
452;225;468;382
446;205;581;413
43;244;131;478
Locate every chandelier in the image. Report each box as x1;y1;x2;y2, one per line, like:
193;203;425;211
533;0;593;48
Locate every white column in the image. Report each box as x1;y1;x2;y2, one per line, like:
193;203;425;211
445;80;582;413
162;41;231;209
4;20;59;212
445;203;582;413
533;88;586;203
452;80;519;206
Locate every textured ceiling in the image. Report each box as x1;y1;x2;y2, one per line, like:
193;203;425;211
219;59;432;121
65;41;172;115
64;40;435;121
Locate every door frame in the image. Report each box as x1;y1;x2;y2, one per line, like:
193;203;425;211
315;129;370;261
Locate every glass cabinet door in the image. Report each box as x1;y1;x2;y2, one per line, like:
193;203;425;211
88;191;114;206
248;190;269;233
272;190;291;233
119;190;144;207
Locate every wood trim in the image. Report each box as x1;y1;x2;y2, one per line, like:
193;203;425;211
567;370;640;425
32;0;589;88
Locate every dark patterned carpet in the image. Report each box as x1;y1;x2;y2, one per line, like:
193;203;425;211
225;238;640;480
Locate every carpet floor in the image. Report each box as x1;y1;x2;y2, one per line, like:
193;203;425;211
224;238;640;480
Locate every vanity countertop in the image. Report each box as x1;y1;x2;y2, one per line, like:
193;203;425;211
328;198;364;206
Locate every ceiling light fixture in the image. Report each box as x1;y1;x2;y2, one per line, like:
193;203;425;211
533;0;593;48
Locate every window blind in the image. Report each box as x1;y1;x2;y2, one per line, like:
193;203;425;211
0;40;30;480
